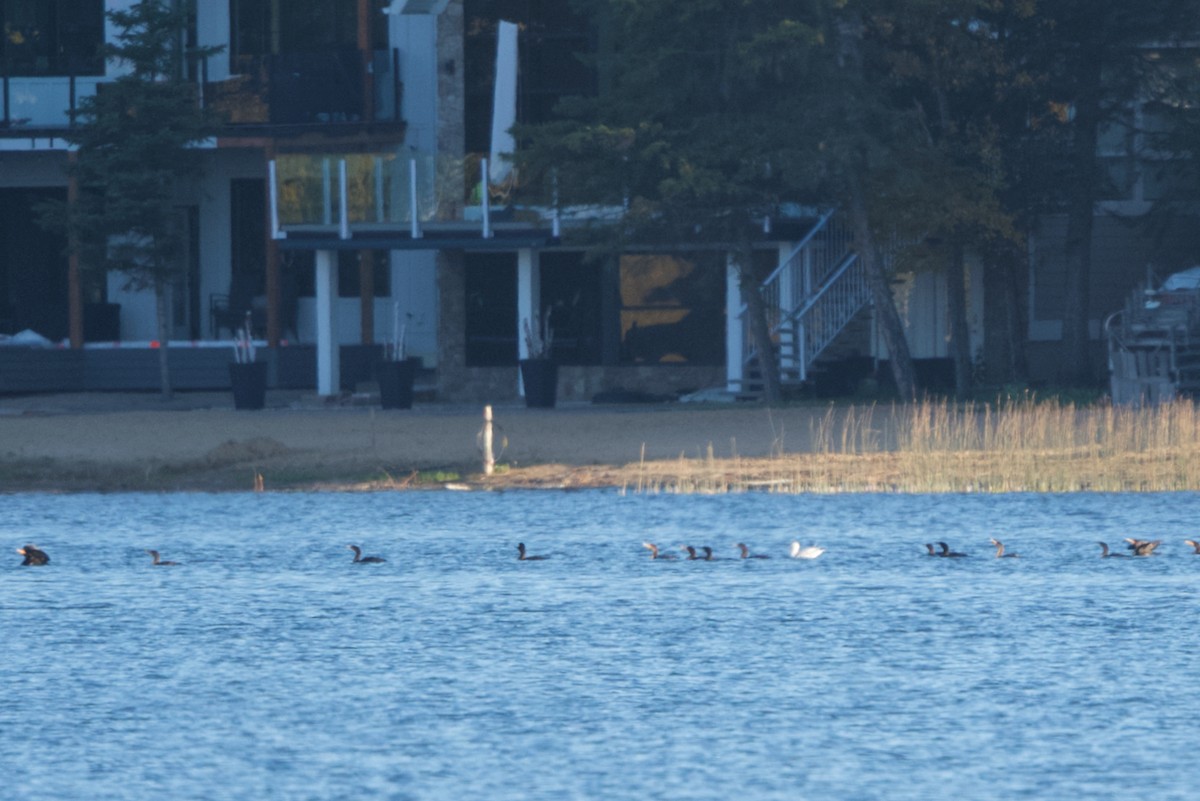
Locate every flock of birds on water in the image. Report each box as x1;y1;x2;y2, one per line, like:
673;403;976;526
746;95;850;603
14;537;1200;567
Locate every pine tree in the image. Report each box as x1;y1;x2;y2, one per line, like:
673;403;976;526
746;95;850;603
45;0;221;399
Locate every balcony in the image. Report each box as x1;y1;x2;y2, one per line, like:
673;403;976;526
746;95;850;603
1;49;402;136
205;50;402;129
1;74;103;131
270;152;569;249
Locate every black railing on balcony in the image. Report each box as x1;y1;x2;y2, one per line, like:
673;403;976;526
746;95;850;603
206;49;402;128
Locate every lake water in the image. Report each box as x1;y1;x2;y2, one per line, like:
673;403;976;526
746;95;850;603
3;490;1200;800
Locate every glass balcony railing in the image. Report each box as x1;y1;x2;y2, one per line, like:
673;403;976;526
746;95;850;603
272;152;559;232
2;49;402;132
206;49;402;127
1;75;103;129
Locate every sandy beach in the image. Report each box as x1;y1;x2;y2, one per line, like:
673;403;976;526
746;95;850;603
0;391;835;491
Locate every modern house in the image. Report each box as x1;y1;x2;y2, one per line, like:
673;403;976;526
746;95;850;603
2;2;1189;400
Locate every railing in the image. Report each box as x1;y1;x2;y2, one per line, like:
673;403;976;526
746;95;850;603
272;151;559;235
783;252;870;379
1;74;104;129
206;49;402;126
741;209;869;386
2;48;401;133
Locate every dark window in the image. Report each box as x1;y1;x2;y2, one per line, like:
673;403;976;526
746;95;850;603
286;250;390;299
0;187;69;339
540;251;602;365
229;178;266;305
619;252;725;365
1;0;104;76
337;251;391;298
464;0;596;153
229;0;388;62
465;252;517;366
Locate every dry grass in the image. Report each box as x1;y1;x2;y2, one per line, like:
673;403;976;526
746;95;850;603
625;397;1200;494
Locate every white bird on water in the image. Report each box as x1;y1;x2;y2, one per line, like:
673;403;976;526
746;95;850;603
790;541;825;559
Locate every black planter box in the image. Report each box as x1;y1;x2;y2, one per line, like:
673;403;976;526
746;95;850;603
520;358;558;408
229;361;268;410
377;357;420;410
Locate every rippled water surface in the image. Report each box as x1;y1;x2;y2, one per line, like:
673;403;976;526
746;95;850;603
4;491;1200;800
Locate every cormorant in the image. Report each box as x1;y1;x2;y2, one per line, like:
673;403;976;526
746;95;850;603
736;543;770;559
16;545;49;566
1098;541;1129;558
517;542;547;561
937;542;967;558
1124;538;1162;556
642;542;677;560
347;545;386;563
145;549;179;566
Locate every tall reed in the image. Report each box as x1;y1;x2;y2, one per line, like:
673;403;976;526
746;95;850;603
635;397;1200;494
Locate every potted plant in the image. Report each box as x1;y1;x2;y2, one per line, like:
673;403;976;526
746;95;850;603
229;314;267;410
520;308;557;408
378;302;421;410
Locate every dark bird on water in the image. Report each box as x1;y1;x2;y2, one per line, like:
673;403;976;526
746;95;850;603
937;542;968;558
145;550;179;566
925;543;938;557
682;545;701;561
1186;539;1200;554
989;539;1019;558
1098;541;1129;558
736;543;770;559
517;542;547;561
1124;538;1162;556
642;542;677;560
700;546;719;561
16;545;49;566
348;545;386;563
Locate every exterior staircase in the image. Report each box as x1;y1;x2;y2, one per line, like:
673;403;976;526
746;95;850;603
740;209;873;396
1106;277;1200;405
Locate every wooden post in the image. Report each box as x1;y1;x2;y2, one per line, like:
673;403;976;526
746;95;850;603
483;405;495;476
357;0;375;124
359;250;375;344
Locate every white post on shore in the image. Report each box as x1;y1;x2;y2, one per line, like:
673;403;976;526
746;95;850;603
483;405;495;476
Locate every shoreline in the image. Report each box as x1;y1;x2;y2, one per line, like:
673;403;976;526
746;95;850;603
0;392;837;492
4;392;1199;493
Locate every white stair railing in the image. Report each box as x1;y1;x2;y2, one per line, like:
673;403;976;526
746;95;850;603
783;252;870;381
741;209;868;388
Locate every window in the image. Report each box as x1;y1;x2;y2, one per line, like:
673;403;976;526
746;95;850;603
540;252;602;364
229;0;388;62
287;250;391;299
464;0;596;153
337;251;391;298
465;252;517;366
1;0;104;76
619;252;724;365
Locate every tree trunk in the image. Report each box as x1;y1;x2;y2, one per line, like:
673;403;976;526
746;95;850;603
738;251;782;405
1003;249;1029;383
947;242;972;398
155;277;173;401
849;177;917;400
1061;54;1103;386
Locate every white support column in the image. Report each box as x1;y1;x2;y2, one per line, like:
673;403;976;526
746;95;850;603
726;254;743;393
315;249;340;396
516;248;540;396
